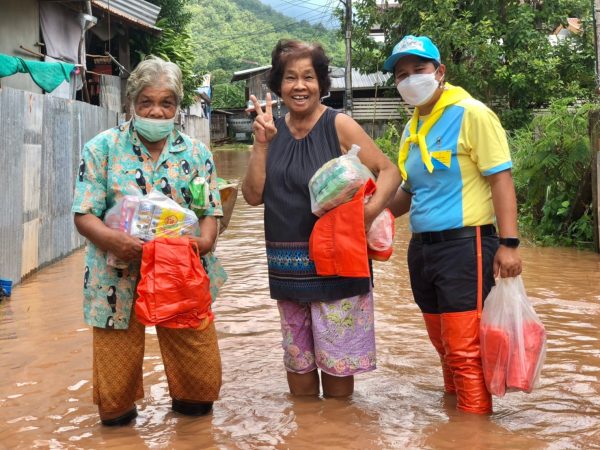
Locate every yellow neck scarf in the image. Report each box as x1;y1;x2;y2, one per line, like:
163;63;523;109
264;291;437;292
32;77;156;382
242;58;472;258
398;83;471;181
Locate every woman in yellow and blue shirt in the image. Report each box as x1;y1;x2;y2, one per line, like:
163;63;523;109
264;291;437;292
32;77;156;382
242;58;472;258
386;35;522;414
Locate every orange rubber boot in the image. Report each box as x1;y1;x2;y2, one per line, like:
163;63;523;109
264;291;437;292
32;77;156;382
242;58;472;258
441;310;492;414
422;313;455;394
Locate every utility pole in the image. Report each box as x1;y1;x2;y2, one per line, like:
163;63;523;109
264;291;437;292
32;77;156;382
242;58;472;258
343;0;353;116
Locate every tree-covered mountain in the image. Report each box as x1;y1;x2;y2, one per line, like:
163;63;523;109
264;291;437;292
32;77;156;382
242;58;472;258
141;0;345;108
187;0;345;107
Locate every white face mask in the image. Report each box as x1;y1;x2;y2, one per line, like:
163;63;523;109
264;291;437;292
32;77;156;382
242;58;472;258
396;70;442;107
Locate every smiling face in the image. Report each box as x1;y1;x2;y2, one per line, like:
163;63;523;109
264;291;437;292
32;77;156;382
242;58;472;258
134;83;178;119
280;57;321;115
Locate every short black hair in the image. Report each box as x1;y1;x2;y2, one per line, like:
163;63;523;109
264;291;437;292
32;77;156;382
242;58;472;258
267;39;331;98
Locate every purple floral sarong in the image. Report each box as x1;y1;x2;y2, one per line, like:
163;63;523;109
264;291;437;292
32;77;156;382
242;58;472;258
277;291;376;377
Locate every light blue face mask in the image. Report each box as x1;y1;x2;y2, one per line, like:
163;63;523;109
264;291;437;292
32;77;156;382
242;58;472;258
134;115;175;142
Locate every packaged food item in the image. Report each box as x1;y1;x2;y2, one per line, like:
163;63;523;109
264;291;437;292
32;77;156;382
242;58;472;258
189;176;210;216
309;144;375;217
103;190;199;267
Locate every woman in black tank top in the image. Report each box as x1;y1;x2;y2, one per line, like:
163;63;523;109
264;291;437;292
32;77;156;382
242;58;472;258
242;39;401;398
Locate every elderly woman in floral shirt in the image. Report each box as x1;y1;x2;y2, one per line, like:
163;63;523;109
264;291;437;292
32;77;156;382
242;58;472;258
72;57;224;426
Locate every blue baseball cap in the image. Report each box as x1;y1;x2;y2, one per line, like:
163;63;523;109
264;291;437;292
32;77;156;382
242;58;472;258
383;35;441;73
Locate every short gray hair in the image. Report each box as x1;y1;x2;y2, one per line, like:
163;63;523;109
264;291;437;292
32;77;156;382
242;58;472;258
126;56;184;105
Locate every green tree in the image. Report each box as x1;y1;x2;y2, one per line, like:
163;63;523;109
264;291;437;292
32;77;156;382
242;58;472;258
510;98;596;247
138;0;198;107
211;83;245;110
350;0;595;129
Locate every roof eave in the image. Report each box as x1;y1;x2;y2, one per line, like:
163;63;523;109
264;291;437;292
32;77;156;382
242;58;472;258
91;0;162;34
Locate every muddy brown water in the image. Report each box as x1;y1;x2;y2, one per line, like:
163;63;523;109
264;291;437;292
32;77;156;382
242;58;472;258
1;149;599;449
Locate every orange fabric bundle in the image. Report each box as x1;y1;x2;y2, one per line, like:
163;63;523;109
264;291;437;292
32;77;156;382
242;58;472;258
506;320;546;392
480;276;546;397
480;320;546;396
480;324;510;397
309;179;376;277
136;237;213;329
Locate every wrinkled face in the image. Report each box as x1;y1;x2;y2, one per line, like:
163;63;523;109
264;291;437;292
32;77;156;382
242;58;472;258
280;57;321;114
134;84;177;119
393;54;441;85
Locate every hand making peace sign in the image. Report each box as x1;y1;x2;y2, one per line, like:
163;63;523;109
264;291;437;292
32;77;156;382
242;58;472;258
250;93;277;145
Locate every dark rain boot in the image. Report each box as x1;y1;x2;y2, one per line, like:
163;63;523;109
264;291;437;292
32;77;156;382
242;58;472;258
441;310;492;414
423;313;456;394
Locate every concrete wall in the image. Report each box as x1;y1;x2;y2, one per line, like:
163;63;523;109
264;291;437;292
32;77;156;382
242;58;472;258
0;0;42;94
0;87;122;285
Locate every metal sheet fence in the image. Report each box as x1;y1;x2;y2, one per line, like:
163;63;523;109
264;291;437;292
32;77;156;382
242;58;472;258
0;87;121;285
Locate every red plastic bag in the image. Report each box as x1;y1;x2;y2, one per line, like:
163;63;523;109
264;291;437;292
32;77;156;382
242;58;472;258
136;237;213;329
309;179;375;277
480;276;547;397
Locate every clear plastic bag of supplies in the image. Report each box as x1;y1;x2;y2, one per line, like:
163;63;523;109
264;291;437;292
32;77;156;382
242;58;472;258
366;208;395;261
104;190;199;268
480;276;547;397
309;144;375;217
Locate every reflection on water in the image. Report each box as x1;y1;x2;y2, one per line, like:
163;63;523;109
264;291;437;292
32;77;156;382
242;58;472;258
0;148;599;449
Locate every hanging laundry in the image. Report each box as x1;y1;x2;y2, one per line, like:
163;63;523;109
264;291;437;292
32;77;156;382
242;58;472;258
0;54;76;93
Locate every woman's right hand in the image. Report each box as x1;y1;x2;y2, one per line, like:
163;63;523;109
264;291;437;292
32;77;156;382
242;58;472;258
108;230;144;262
251;93;277;144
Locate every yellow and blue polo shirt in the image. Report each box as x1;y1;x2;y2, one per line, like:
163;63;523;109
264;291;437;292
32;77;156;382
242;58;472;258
399;84;511;233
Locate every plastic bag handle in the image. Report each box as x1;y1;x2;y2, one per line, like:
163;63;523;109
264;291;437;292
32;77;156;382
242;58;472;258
189;239;200;256
476;226;483;318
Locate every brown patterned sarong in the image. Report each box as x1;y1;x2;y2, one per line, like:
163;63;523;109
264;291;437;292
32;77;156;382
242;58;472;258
157;321;222;402
93;313;221;412
93;315;145;413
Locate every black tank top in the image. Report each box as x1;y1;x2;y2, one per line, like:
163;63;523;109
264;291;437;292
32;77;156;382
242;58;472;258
263;108;372;302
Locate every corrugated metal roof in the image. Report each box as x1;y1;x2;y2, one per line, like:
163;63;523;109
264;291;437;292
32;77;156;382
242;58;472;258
330;68;392;91
91;0;161;32
231;65;393;90
231;65;271;82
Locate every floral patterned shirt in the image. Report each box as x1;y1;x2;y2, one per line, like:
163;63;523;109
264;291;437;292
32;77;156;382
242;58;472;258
72;120;224;329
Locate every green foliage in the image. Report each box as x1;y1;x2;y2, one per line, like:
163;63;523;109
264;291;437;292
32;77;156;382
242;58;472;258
211;83;245;110
375;122;403;162
145;19;197;107
137;0;197;107
510;98;596;247
152;0;192;29
351;0;596;130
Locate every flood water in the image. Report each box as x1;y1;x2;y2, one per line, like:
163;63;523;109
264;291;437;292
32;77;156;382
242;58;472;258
1;148;599;449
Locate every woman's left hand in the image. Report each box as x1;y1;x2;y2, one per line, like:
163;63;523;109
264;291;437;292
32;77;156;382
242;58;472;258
493;246;522;278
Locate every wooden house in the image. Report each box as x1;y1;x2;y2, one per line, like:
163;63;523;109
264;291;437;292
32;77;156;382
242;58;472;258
0;0;161;112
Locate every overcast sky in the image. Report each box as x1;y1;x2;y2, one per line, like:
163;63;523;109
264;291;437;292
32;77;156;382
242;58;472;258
258;0;340;29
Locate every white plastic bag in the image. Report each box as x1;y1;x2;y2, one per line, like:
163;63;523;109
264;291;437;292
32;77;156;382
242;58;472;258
480;276;547;397
103;190;199;267
366;208;395;261
308;144;375;217
367;208;395;251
